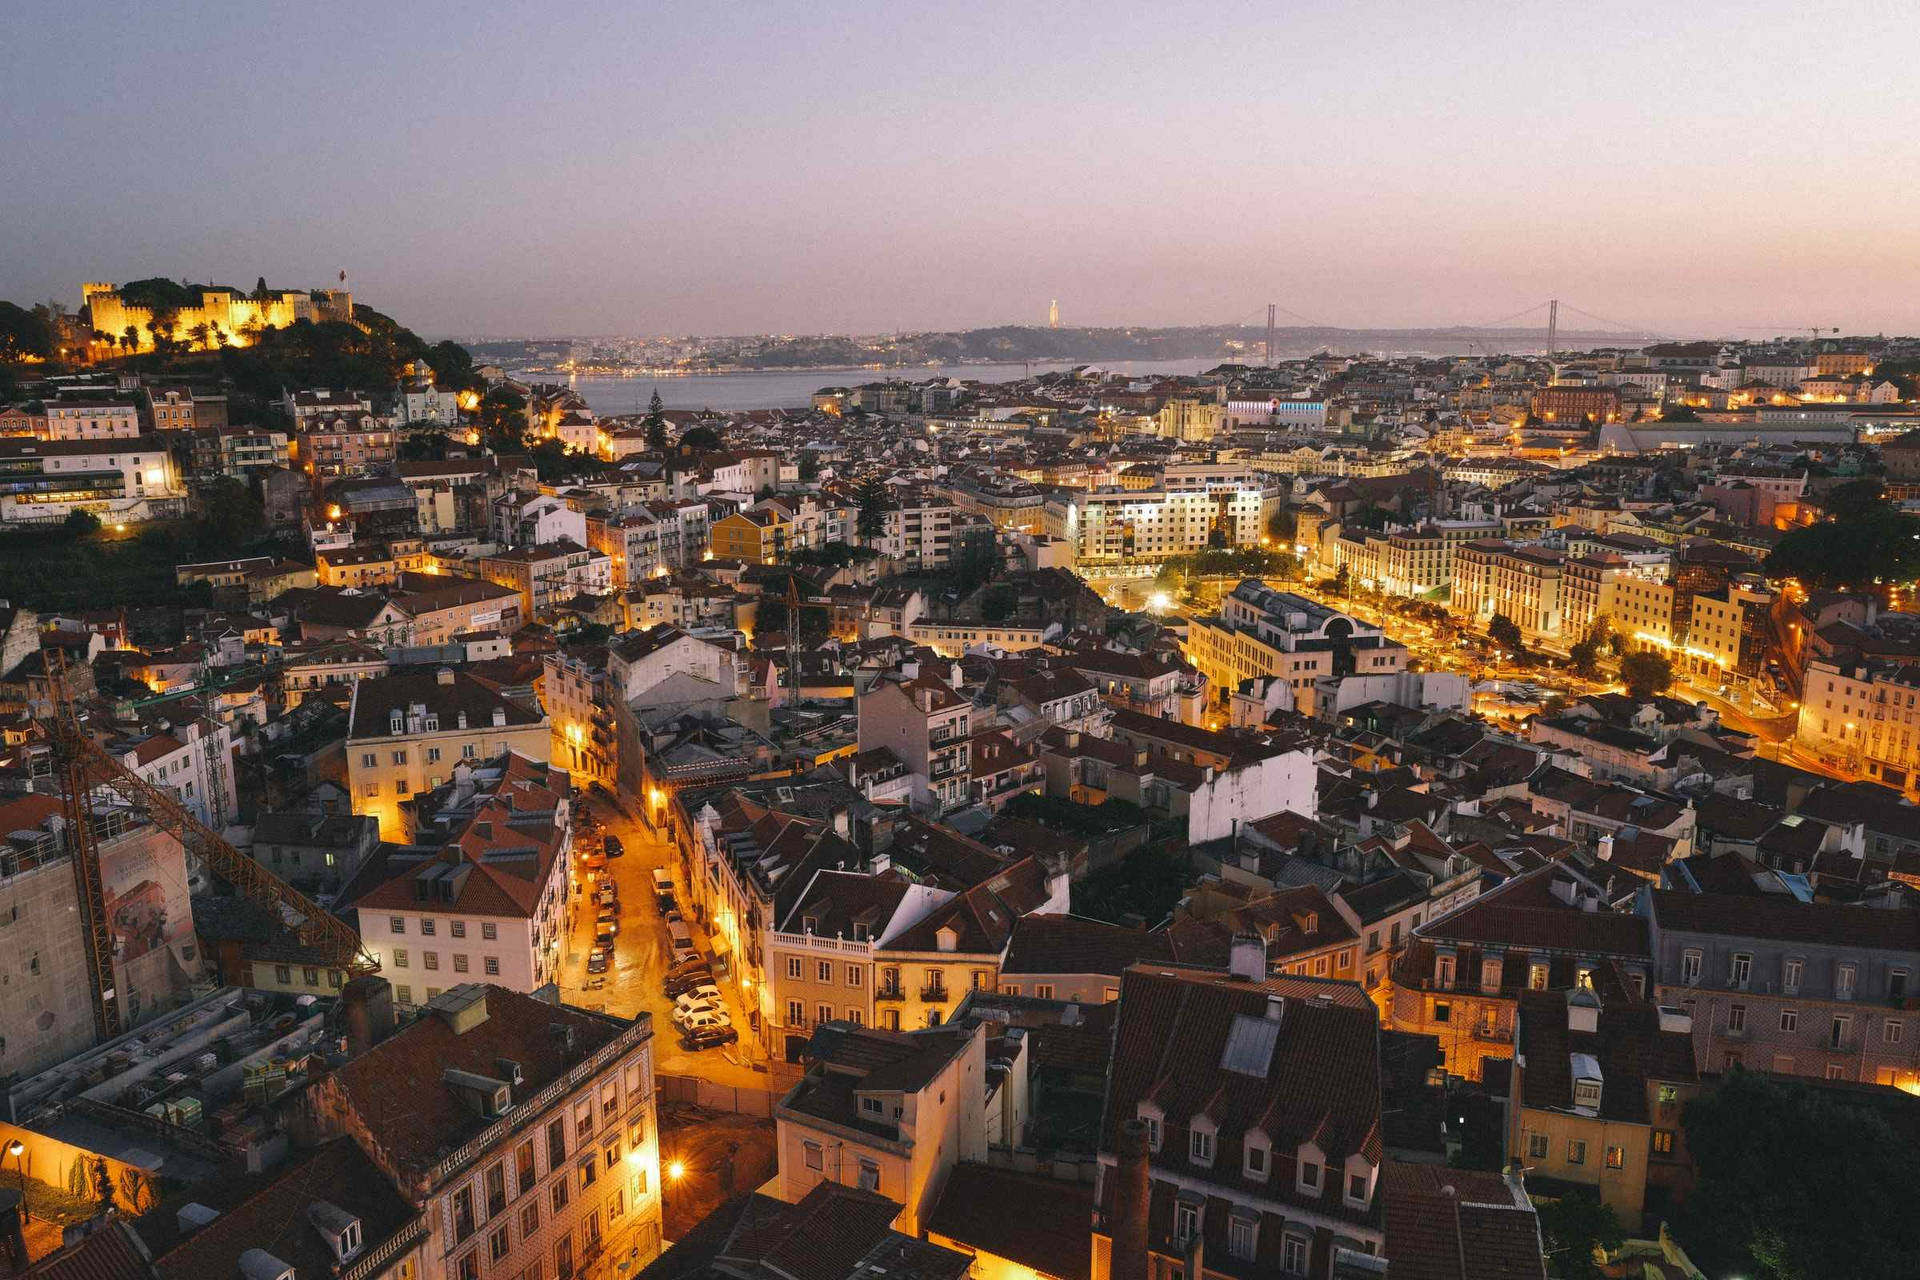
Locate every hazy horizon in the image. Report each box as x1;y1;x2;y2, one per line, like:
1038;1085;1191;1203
8;2;1920;339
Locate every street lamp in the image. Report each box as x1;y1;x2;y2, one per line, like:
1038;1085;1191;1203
7;1139;24;1220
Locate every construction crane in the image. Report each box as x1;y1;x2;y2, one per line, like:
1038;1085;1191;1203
43;650;377;1043
1735;325;1839;342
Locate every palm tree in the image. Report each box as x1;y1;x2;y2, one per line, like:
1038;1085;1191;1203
188;322;210;351
121;325;139;356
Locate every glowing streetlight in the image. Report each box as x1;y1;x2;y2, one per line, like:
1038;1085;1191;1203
668;1159;686;1182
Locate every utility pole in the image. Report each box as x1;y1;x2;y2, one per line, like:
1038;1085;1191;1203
1545;299;1559;358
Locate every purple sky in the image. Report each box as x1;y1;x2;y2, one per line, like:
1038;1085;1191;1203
7;2;1920;339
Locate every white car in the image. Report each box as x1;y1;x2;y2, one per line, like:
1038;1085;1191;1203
674;984;721;1008
672;997;725;1024
679;1008;731;1032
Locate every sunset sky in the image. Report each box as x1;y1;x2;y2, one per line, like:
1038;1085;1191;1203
7;1;1919;339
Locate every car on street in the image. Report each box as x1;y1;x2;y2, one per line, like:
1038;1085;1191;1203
603;835;624;858
663;907;684;926
582;848;607;872
681;1024;739;1052
674;983;722;1008
595;908;619;936
664;968;715;998
586;947;609;974
596;882;618;908
678;1008;730;1032
595;923;616;948
672;999;727;1026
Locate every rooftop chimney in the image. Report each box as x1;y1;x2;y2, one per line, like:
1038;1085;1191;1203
1109;1120;1152;1280
437;667;456;686
1228;932;1268;981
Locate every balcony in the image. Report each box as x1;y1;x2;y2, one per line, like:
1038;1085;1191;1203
919;984;950;1003
875;984;905;1002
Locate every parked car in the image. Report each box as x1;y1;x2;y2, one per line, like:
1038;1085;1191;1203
665;954;709;980
674;983;722;1008
596;883;618;908
679;1009;730;1032
595;924;616;948
603;835;624;858
651;868;674;896
586;947;609;974
595;908;619;936
681;1024;739;1052
663;969;715;999
663;907;684;927
672;999;726;1026
582;848;607;872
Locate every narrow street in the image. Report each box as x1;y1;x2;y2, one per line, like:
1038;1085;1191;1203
557;791;778;1091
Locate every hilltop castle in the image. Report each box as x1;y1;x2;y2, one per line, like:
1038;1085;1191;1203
83;280;355;351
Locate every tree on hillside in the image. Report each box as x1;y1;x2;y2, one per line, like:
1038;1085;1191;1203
1677;1069;1920;1280
424;339;479;392
1620;649;1674;700
679;424;722;452
0;301;55;362
476;386;529;453
194;476;265;551
855;477;890;543
1765;501;1920;591
642;388;669;451
1660;404;1701;422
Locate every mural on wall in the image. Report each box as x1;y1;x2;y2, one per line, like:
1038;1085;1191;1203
100;827;201;1010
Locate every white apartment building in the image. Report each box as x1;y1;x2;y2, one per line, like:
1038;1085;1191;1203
304;984;663;1280
45;398;141;440
0;434;187;525
1797;658;1920;797
114;716;236;828
857;669;972;814
346;754;574;1006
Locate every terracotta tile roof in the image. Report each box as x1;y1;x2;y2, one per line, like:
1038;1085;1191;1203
321;985;631;1178
1646;889;1920;951
1101;965;1384;1227
1420;865;1649;959
925;1165;1092;1280
21;1220;151;1280
147;1139;420;1280
1167;884;1357;967
1002;913;1176;978
346;669;542;739
1379;1161;1546;1280
1515;991;1696;1123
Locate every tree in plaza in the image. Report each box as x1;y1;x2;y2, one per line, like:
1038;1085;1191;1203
1676;1069;1920;1280
642;387;669;450
1488;612;1525;657
1568;635;1602;680
1619;648;1674;700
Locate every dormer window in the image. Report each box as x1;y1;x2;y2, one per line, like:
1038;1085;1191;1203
1136;1103;1163;1152
1730;953;1752;989
1343;1154;1375;1209
1244;1132;1270;1181
1574;1079;1602;1109
1297;1159;1323;1195
1189;1118;1216;1167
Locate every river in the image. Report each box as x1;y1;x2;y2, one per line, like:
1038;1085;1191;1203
513;359;1221;415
